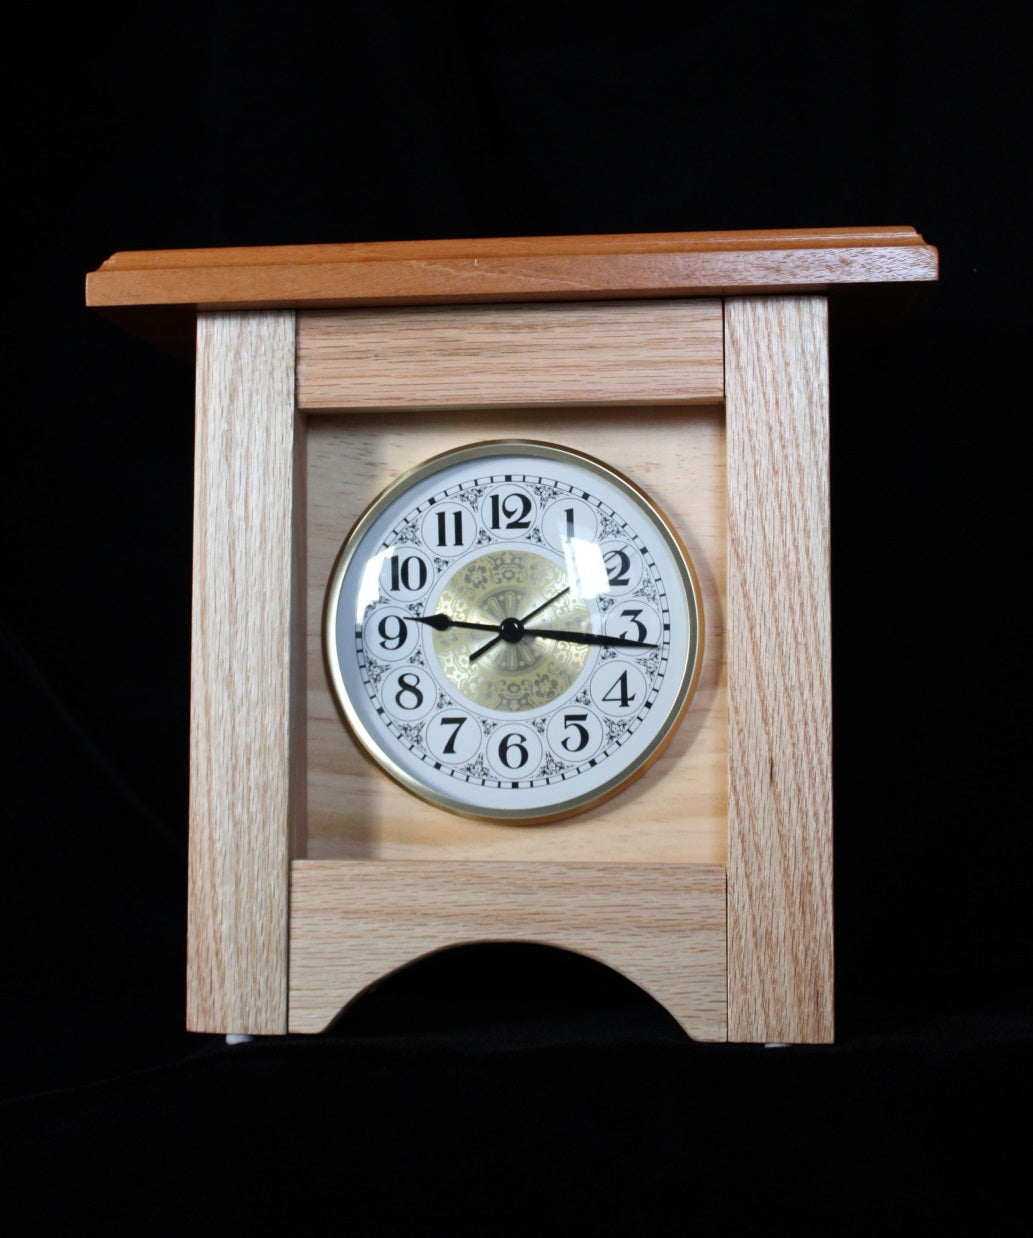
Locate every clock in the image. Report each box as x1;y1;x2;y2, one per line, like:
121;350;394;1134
323;440;703;822
86;228;939;1043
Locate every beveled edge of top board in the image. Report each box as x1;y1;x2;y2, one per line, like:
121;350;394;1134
86;227;937;315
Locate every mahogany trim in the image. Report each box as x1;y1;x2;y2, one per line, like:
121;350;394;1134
87;227;938;320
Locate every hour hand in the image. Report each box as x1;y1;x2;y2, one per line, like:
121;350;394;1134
524;627;657;650
414;613;500;634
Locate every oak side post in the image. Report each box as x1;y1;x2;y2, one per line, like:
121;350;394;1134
187;310;298;1034
725;296;834;1043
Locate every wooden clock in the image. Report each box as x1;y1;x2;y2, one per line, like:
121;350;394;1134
86;227;938;1044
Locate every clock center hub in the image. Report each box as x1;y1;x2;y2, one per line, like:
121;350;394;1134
430;549;591;712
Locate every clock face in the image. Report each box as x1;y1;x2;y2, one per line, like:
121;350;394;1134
324;441;703;822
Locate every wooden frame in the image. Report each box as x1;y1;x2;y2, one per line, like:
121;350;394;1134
86;227;938;1043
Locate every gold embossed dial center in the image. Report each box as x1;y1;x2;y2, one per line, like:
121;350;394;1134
432;549;590;712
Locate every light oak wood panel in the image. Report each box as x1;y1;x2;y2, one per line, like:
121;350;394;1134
297;300;723;410
86;227;938;317
725;296;833;1044
187;311;298;1034
303;405;727;864
288;860;727;1040
290;388;308;865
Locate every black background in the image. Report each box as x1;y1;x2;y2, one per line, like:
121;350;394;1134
4;3;1030;1230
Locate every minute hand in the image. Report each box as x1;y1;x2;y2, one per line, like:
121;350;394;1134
523;627;657;650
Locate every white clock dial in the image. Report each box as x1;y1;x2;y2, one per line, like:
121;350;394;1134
324;441;703;822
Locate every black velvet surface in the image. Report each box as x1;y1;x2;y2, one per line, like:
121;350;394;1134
4;4;1030;1230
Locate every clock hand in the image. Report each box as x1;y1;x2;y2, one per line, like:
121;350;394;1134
517;587;571;625
414;614;500;633
522;628;658;650
468;587;572;664
417;586;573;638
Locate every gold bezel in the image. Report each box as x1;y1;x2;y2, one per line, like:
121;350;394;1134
322;439;704;824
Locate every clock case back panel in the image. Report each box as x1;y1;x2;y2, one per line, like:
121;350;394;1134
304;409;727;864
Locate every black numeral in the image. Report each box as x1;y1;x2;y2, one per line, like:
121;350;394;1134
497;732;530;769
602;670;635;709
560;713;591;753
489;492;532;530
377;614;409;650
394;672;424;710
438;715;467;755
604;547;633;587
389;555;428;592
435;510;466;547
617;608;647;643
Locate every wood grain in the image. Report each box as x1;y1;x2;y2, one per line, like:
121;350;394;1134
288;860;728;1040
90;226;933;269
187;310;298;1034
724;296;833;1044
86;227;938;318
297;300;723;409
303;404;727;865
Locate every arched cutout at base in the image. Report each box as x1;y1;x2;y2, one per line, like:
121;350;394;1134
320;942;695;1041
